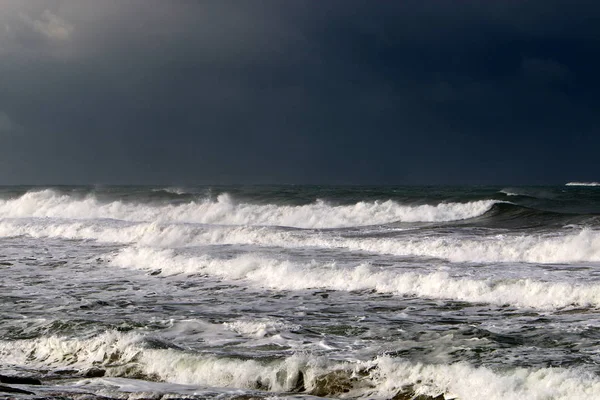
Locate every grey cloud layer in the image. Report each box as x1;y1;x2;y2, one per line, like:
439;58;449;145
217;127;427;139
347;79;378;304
0;0;599;184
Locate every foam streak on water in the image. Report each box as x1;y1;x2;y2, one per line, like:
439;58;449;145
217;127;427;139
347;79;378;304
1;185;600;399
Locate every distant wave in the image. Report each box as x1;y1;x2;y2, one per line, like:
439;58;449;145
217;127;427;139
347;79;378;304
498;188;558;200
498;188;540;198
499;189;521;197
110;247;600;309
3;331;600;399
566;182;600;187
0;189;498;228
151;187;191;195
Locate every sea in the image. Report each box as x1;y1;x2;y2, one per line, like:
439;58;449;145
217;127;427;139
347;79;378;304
1;184;600;399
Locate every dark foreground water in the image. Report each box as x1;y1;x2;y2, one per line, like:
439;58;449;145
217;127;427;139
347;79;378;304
1;184;600;399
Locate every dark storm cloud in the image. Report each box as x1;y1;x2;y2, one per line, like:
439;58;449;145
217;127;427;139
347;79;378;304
0;0;599;184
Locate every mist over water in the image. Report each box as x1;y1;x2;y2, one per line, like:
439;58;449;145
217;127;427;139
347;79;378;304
2;185;600;399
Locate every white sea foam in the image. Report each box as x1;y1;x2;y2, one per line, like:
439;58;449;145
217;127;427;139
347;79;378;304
0;331;330;392
110;247;600;309
346;228;600;264
0;189;497;228
223;318;300;339
0;330;144;372
566;182;600;187
198;226;600;264
371;356;600;400
3;331;600;400
2;219;600;265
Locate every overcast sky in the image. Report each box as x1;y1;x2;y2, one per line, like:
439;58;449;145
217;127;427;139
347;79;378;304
0;0;598;185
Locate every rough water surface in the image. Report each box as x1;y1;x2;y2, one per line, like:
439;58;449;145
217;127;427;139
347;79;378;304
1;185;600;399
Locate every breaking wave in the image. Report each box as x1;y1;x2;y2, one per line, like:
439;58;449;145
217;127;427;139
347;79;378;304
1;219;599;265
110;247;600;309
566;182;600;187
0;189;497;228
2;331;600;400
499;189;521;197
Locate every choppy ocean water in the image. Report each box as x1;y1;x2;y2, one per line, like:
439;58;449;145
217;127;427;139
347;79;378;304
1;184;600;399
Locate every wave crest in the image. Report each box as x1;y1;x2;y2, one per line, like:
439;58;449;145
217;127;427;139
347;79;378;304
111;247;600;309
0;189;498;228
566;182;600;187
